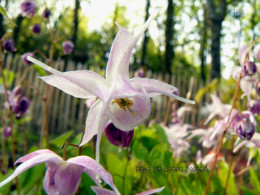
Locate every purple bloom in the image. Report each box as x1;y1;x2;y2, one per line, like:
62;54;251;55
235;117;255;140
32;23;41;34
134;68;145;78
42;8;50;19
62;40;74;55
255;80;260;97
0;149;120;195
2;126;11;138
242;61;257;76
27;12;194;162
104;122;134;147
22;52;34;65
12;95;30;118
5;86;30;118
2;39;16;53
20;0;36;18
248;100;260;115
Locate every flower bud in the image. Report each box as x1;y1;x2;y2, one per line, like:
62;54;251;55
2;126;11;138
42;8;50;19
20;0;36;18
248;100;260;115
235;118;255;140
12;95;30;116
134;68;145;78
104;122;134;148
22;52;34;65
242;61;257;76
2;39;16;53
62;40;74;55
255;80;260;97
32;24;41;34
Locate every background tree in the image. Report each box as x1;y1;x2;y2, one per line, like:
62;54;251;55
207;0;227;80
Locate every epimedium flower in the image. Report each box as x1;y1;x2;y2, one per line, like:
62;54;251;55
22;52;34;65
2;126;11;138
248;100;260;115
0;149;120;195
20;0;36;18
2;39;16;53
27;12;195;161
42;8;50;20
32;23;41;35
62;40;74;55
104;122;134;148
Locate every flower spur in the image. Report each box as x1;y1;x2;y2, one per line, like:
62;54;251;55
27;12;195;162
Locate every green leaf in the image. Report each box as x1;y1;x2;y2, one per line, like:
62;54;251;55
0;169;13;194
218;161;238;195
33;64;47;76
148;144;167;166
195;78;218;102
50;130;74;147
0;5;16;27
132;141;148;161
250;167;260;192
153;124;170;147
18;164;45;193
0;70;15;86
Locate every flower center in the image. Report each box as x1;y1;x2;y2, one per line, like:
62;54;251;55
111;98;136;116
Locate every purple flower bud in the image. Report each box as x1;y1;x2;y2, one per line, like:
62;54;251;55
42;8;50;19
12;95;30;116
104;122;134;148
2;127;11;138
134;68;145;78
32;24;41;34
62;40;74;55
255;80;260;97
20;0;36;18
248;100;260;115
242;61;257;76
22;52;34;65
2;39;16;53
235;118;255;140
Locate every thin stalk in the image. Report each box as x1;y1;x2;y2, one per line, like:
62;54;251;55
163;97;172;125
204;75;242;195
1;123;6;173
224;135;236;194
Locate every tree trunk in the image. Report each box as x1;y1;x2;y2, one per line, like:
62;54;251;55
140;0;150;67
72;0;80;52
207;0;226;80
164;0;174;81
199;4;208;83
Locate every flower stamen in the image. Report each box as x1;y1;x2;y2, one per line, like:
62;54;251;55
111;98;136;116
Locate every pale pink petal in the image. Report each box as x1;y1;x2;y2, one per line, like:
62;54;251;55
67;156;120;195
231;66;242;81
80;100;109;146
41;70;109;100
106;12;157;81
54;163;83;195
130;78;195;104
108;89;151;131
27;57;109;100
91;186;117;195
136;187;165;195
0;153;63;188
238;45;248;65
233;140;248;153
44;162;60;195
15;149;55;164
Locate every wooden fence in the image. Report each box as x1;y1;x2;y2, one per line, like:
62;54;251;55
0;54;209;135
